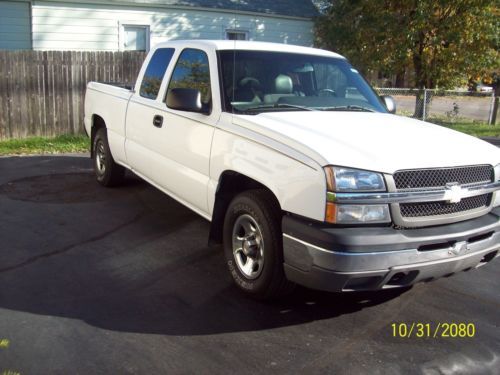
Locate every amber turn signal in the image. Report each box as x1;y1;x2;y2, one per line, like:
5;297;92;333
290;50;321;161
325;202;337;223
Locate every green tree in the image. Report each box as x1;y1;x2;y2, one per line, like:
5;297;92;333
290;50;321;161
140;77;162;98
316;0;499;91
169;60;211;104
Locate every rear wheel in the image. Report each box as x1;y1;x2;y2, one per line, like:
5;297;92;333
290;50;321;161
223;190;294;299
93;128;125;187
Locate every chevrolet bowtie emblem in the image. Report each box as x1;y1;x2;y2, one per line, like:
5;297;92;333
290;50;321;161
444;182;463;204
450;241;468;255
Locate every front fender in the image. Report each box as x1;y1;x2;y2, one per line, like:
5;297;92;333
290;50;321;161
209;127;326;222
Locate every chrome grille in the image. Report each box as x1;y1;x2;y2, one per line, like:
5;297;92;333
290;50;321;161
393;165;494;224
394;165;493;190
400;194;491;217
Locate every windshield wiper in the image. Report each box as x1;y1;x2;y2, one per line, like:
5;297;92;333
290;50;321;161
321;105;375;112
239;103;315;113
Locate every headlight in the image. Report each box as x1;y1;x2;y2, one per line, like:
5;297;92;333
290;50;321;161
494;164;500;207
494;194;500;208
324;166;390;224
326;204;391;224
325;167;386;192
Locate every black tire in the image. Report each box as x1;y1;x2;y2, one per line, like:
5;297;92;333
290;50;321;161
223;189;295;299
93;128;125;187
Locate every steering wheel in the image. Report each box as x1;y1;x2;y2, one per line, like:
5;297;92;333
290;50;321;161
317;88;337;97
239;77;261;88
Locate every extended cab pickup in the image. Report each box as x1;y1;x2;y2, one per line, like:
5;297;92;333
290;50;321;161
84;40;500;299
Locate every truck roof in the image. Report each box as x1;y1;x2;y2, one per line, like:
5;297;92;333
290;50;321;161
152;40;345;59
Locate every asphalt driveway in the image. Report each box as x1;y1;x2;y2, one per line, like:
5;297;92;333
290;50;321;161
0;155;499;374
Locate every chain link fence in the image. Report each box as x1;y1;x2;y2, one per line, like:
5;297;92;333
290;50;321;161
375;88;497;125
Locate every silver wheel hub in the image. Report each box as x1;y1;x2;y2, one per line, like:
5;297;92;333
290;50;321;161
232;214;264;279
242;236;258;257
95;140;106;174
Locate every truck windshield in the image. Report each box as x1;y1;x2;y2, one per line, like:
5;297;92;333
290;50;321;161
218;50;387;114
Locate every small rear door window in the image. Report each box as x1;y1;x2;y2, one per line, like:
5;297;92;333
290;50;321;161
140;48;175;99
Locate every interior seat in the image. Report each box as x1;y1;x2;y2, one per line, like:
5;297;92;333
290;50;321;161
263;74;296;104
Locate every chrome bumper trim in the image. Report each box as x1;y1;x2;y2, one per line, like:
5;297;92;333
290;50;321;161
283;231;500;272
283;231;500;292
327;181;500;204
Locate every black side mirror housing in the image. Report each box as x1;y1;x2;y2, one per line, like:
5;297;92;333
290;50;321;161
166;88;208;114
381;95;396;114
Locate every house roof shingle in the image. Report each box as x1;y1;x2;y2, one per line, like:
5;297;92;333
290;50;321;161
104;0;319;18
176;0;319;18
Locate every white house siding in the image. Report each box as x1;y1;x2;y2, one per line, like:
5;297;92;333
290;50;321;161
31;1;314;51
0;1;31;49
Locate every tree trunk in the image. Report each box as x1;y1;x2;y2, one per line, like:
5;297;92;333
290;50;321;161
395;70;405;87
412;38;429;119
412;58;430;120
413;89;432;120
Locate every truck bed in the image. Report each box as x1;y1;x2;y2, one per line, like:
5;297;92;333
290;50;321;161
87;81;134;97
99;81;135;91
84;81;134;164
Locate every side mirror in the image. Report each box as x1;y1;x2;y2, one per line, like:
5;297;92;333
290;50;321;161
166;88;208;114
381;95;396;114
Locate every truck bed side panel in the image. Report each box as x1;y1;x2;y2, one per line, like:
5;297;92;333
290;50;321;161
84;82;133;165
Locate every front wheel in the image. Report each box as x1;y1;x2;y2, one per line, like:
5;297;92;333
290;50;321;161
93;128;125;187
223;190;294;299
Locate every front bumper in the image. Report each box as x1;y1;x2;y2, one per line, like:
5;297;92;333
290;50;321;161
282;208;500;292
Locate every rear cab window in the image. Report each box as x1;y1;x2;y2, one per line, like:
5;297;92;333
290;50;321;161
139;48;175;99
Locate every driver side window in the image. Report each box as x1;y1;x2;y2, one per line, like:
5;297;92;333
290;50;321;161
166;48;212;109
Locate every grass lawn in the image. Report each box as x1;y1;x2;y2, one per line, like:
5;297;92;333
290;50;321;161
0;134;89;155
439;123;500;137
396;111;500;137
427;118;500;137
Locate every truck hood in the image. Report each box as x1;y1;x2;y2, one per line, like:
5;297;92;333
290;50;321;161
233;111;500;173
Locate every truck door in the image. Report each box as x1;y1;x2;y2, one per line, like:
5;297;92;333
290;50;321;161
126;47;218;216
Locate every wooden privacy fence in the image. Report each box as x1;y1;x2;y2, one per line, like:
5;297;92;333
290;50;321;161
0;50;146;140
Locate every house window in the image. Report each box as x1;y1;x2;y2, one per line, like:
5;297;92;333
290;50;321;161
123;25;150;51
226;30;248;41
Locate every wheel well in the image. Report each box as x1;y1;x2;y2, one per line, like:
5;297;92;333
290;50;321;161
208;171;281;246
90;115;106;158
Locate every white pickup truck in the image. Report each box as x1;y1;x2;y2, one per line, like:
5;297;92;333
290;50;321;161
85;40;500;299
